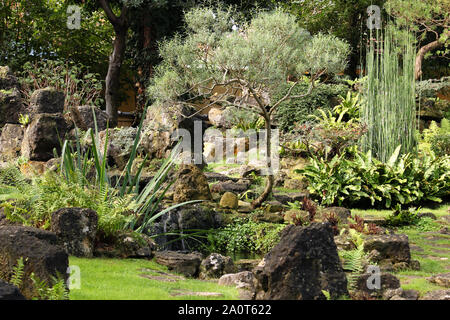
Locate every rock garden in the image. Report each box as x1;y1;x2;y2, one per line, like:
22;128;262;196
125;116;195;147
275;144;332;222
0;1;449;302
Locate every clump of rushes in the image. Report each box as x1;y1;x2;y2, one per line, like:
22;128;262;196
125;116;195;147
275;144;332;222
361;25;417;162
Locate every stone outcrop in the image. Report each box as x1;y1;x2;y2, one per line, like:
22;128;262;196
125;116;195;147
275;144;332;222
0;124;24;161
141;103;208;160
0;225;68;299
219;192;238;209
28;87;64;116
199;253;235;279
154;251;203;277
253;223;348;300
51;208;98;257
363;234;411;264
99;127;138;170
0;66;26;127
173;164;212;203
21;113;67;161
70;105;109;132
147;203;222;251
0;280;26;300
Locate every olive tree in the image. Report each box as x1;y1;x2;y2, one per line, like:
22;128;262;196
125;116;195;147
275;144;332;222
148;7;350;207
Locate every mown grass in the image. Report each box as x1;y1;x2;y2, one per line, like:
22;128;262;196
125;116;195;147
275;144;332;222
351;204;449;219
69;257;239;300
352;204;450;296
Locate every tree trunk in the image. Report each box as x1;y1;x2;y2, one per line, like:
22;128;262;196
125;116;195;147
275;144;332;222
98;0;129;127
415;38;445;80
105;26;127;127
252;116;274;208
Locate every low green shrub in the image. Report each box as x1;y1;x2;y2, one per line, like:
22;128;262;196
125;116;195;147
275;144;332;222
297;146;450;208
275;82;348;132
420;119;450;157
384;206;420;227
207;217;285;255
20;59;104;110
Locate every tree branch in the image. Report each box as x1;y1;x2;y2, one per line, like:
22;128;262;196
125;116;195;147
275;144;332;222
98;0;120;26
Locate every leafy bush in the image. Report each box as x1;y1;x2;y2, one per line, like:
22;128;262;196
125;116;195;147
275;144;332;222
20;59;104;110
297;146;450;208
275;82;348;132
224;107;265;131
384;206;420;227
9;257;69;300
279;102;366;159
0;168;133;235
420;119;450;157
207;217;285;255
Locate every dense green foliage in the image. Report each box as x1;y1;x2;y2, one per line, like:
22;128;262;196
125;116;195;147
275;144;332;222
361;26;417;162
0;0;112;73
420;119;450;157
297;147;450;208
207;217;285;255
20;59;104;110
275;82;348;132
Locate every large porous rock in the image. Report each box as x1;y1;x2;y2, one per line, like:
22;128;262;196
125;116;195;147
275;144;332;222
219;271;255;289
210;180;251;194
0;66;26;127
0;124;24;161
99;127;138;170
141;103;208;160
109;232;156;259
0;66;19;90
382;288;419;300
0;89;25;127
355;272;400;298
208;107;232;128
219;192;238;209
28;87;64;116
427;273;450;288
272;191;309;205
363;234;411;264
147;203;222;251
70;105;109;131
0;280;26;300
219;271;255;299
0;225;69;299
173;164;212;203
154;251;203;277
320;207;351;223
199;253;236;279
421;289;450;300
21;113;67;161
253;223;348;300
50;207;98;257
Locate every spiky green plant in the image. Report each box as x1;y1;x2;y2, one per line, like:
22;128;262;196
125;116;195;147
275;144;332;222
361;25;417;162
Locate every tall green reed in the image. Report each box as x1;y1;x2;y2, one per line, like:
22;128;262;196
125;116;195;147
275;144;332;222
361;25;417;162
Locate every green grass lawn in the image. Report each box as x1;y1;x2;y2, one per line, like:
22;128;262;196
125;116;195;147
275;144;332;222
351;204;449;219
69;257;239;300
352;204;450;296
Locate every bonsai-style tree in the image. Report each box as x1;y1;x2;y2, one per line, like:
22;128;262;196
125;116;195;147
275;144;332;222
148;7;350;208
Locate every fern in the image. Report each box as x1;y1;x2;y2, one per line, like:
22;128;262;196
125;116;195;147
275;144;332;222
10;257;25;288
340;229;368;290
30;273;69;300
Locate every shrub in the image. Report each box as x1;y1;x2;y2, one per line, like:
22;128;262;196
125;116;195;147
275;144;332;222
20;59;104;110
275;82;348;132
297;146;450;208
384;206;420;227
420;118;450;157
207;217;285;255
